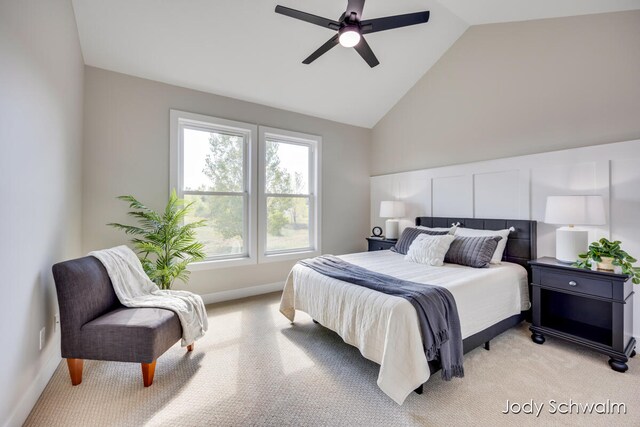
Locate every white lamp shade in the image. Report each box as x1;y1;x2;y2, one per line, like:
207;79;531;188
380;201;405;218
544;195;606;226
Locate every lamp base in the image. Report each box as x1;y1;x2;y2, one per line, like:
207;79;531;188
556;227;588;264
385;219;400;240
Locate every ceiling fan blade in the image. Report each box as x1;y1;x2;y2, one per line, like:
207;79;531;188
345;0;365;21
275;5;341;30
302;34;340;64
353;37;379;68
361;11;430;34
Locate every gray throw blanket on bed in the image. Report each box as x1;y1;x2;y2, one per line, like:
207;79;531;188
298;255;464;380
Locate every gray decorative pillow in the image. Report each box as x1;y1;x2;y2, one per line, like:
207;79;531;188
391;227;450;255
444;236;502;268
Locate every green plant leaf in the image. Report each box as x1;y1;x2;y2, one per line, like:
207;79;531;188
110;190;207;289
583;238;640;285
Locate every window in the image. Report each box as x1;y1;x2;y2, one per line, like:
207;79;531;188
258;127;321;262
170;110;257;268
171;112;321;269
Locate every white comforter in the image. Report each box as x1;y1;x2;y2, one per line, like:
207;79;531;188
280;250;529;404
90;245;208;346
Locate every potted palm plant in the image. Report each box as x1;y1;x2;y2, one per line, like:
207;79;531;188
574;238;640;284
108;190;207;289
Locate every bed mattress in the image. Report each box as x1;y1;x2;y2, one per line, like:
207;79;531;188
280;249;529;404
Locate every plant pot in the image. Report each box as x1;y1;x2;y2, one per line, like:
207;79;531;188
596;257;615;272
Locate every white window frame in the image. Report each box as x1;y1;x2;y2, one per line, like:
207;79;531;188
169;110;258;270
258;126;321;263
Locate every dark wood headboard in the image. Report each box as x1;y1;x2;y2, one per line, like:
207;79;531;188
415;216;537;274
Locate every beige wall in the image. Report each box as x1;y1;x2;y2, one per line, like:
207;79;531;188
0;0;84;424
371;11;640;176
82;67;371;296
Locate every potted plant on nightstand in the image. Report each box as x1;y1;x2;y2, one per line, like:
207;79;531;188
574;238;640;284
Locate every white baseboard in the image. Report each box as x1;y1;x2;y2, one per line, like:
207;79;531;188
4;344;62;427
200;281;284;305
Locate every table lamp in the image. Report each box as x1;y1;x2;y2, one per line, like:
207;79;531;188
544;195;606;263
380;201;405;240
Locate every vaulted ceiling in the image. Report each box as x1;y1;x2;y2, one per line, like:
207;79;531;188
72;0;640;128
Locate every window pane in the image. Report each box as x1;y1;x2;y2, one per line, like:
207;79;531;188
184;194;245;257
183;127;244;192
265;140;309;195
266;196;310;252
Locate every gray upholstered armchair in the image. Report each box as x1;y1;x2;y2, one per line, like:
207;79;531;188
52;255;193;387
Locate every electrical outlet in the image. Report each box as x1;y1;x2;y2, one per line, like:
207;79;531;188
39;327;45;351
54;314;60;332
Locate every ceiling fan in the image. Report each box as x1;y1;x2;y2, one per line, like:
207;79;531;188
275;0;430;68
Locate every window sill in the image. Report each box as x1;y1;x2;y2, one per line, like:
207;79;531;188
186;249;321;271
259;249;320;264
187;256;257;271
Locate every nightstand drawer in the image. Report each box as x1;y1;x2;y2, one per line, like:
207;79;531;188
367;240;395;251
540;270;612;299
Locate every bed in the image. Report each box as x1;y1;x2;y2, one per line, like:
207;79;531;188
280;216;537;404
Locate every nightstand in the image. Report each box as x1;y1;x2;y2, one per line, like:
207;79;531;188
529;257;636;372
367;237;396;251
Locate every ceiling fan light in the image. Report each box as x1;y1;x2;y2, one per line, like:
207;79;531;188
338;27;361;48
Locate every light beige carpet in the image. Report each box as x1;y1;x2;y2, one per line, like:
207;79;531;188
25;292;638;427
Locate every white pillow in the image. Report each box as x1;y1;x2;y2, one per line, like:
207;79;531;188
405;234;456;266
454;227;512;264
416;223;458;235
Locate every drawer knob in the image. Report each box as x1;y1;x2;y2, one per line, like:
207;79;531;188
568;280;577;287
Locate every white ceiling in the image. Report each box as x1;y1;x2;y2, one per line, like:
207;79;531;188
72;0;640;128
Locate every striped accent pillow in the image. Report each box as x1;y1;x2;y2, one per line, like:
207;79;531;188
390;227;450;255
444;236;502;268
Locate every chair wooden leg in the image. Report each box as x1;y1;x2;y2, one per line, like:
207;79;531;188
66;358;83;386
187;343;194;352
141;360;156;387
